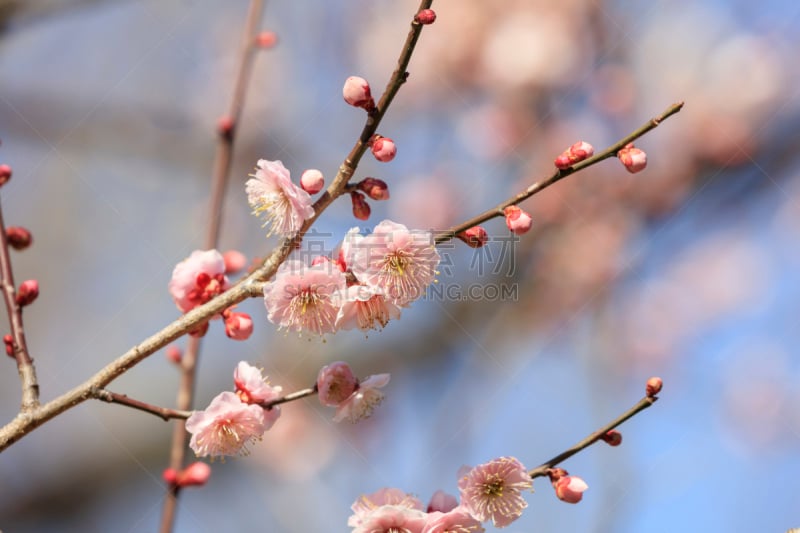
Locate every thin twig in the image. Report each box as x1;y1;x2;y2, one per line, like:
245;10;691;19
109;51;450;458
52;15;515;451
261;386;316;409
527;394;659;479
159;2;266;532
0;198;39;411
92;388;192;421
434;101;685;243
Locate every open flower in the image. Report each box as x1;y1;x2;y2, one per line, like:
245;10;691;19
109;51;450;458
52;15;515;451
317;361;359;407
334;284;402;331
349;487;424;528
233;361;283;428
352;505;426;533
263;260;347;336
349;220;439;306
333;374;391;423
423;509;485;533
246;159;315;236
169;249;229;313
458;457;532;528
186;392;267;458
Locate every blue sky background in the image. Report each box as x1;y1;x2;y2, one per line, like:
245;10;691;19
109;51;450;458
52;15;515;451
1;1;799;531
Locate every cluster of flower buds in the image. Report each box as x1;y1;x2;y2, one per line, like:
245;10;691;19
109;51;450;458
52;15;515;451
618;142;647;173
554;141;595;169
548;467;589;504
357;177;390;201
162;462;211;488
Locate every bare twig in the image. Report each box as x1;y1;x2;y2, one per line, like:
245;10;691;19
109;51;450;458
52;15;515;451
92;388;192;421
528;394;659;479
0;198;39;411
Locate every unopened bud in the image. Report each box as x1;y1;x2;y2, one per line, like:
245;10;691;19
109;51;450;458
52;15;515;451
504;206;532;235
646;376;662;397
371;137;397;163
601;429;622;446
217;115;235;138
554;475;588;504
415;9;437;24
255;31;277;48
343;76;374;110
6;226;32;250
224;312;253;341
300;169;325;194
554;141;595;169
176;461;211;487
358;177;390;201
317;361;358;407
4;334;14;358
0;164;11;186
457;226;488;248
351;192;371;220
165;345;182;364
162;467;179;485
15;279;39;307
617;143;647;173
222;250;247;274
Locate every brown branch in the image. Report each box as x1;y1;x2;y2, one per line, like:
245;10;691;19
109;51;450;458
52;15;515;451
527;394;659;480
159;2;266;532
434;101;685;244
260;386;317;409
92;388;192;421
0;197;39;411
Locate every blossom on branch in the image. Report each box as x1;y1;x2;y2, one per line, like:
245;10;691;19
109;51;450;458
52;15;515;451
168;249;229;313
333;373;391;423
348;220;440;306
233;361;282;409
263;259;347;336
186;391;267;458
422;509;485;533
246;159;315;237
317;361;358;407
458;456;532;527
352;505;427;533
333;284;402;331
349;487;424;528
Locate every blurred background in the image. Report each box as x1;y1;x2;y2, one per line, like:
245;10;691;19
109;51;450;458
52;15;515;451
1;0;799;531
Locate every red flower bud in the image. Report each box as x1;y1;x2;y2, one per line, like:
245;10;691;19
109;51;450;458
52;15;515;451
216;115;235;138
504;206;533;235
457;226;489;248
415;9;437;24
351;192;371;220
646;376;663;397
6;226;32;250
0;164;11;186
358;177;390;201
601;429;622;446
224;312;253;341
618;143;647;173
15;279;39;307
371;137;397;163
255;31;277;48
300;169;325;194
176;461;211;487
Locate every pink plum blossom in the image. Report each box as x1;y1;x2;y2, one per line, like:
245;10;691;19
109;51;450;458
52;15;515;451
554;475;588;504
262;259;347;336
300;168;325;194
246;159;315;237
349;220;440;306
343;76;374;110
224;311;253;341
426;490;458;513
334;374;391;423
422;510;485;533
317;361;358;407
334;284;402;331
352;505;426;533
349;488;424;528
337;227;365;271
617;143;647;173
233;361;283;406
169;249;229;313
458;456;532;528
186;391;267;458
503;206;533;235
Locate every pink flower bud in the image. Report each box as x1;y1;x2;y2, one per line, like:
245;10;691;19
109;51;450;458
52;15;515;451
343;76;374;110
554;141;595;169
6;226;32;250
222;250;247;274
162;467;178;485
371;137;397;163
15;279;39;307
617;143;647;173
358;177;390;201
300;169;325;194
255;31;277;48
224;312;253;341
414;9;437;24
504;206;533;235
176;461;211;487
317;361;358;407
165;345;182;364
0;164;11;186
351;192;371;220
457;226;488;248
554;475;588;504
217;115;234;138
601;429;622;446
646;376;663;397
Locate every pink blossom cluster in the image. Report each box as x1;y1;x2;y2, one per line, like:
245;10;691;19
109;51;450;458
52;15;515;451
185;362;282;458
348;457;538;531
262;220;440;336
